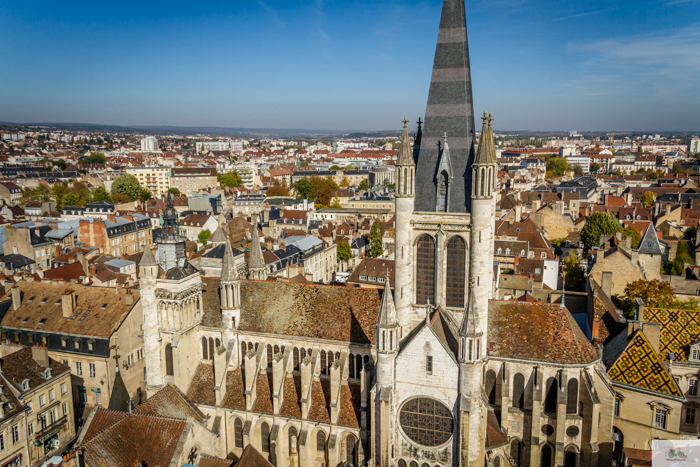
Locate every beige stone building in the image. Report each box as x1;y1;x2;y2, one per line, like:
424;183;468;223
125;166;171;194
0;280;145;418
77;214;153;257
3;223;56;271
170;167;217;196
0;346;75;464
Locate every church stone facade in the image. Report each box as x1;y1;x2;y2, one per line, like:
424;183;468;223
136;1;617;466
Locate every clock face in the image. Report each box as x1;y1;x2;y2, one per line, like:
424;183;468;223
166;207;176;218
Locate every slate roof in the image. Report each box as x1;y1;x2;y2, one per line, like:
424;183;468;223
607;331;683;398
0;281;140;338
638;223;663;255
488;301;598;364
0;347;70;395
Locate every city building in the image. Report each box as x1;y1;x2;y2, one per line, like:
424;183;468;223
77;214;153;256
3;222;55;271
565;155;590;173
170;167;217;196
0;182;22;206
125;167;171;194
0;346;75;463
140;136;159;152
688;136;699;155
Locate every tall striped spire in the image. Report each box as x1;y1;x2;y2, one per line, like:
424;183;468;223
414;0;476;213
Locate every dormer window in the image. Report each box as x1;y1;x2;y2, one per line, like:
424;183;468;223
690;344;700;361
44;368;52;379
22;379;30;391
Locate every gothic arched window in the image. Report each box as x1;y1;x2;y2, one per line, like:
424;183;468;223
267;345;273;368
446;236;466;308
511;439;522;467
416;235;436;305
165;343;174;376
293;347;300;371
317;430;326;451
512;373;525;410
288;426;298;454
261;422;270;453
346;434;357;466
202;337;208;360
321;351;327;375
349;353;355;378
234;418;243;448
485;370;497;406
567;379;579;414
438;172;448;212
544;377;557;414
208;338;214;361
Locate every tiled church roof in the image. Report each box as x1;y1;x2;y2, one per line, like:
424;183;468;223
201;278;380;344
187;363;216;406
488;301;598;364
607;331;683;398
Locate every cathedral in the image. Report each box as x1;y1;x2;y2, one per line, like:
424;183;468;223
138;1;616;466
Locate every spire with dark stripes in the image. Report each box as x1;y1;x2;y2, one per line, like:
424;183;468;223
414;0;476;213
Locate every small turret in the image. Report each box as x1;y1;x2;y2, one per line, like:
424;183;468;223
248;217;268;281
220;235;241;330
471;112;497;200
396;116;416;198
459;281;483;363
376;277;398;387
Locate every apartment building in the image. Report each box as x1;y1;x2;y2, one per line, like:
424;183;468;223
170;167;217;196
61;201;116;221
77;214;152;256
0;346;75;463
124;167;171;194
4;223;56;271
0;182;22;206
0;279;145;416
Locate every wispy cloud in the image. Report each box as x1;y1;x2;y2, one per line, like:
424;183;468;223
256;0;284;28
315;0;331;57
551;8;614;22
574;26;700;70
663;0;694;7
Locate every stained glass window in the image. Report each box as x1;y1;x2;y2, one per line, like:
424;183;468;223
446;236;466;308
399;398;454;447
416;235;436;305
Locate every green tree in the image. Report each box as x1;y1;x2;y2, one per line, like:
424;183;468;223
169;188;180;195
369;221;384;258
330;165;342;170
111;173;143;201
337;241;352;262
217;171;243;188
266;184;290;197
52;184;67;211
294;178;313;199
54;159;68;170
140;189;152;202
546;157;568;177
62;193;79;207
198;229;211;245
110;193;130;204
358;179;369;191
563;251;584;290
580;212;621;249
622;227;642;248
79;152;106;165
623;279;698;318
640;191;656;207
669;241;694;275
91;187;110;202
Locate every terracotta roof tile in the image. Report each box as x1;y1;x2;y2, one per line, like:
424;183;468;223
222;368;246;410
337;382;361;427
186;363;216;406
308;380;331;423
134;384;207;423
253;372;273;414
280;375;302;418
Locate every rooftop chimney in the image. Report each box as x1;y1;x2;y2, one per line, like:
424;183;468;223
31;346;49;368
601;272;613;297
10;286;20;311
62;289;76;318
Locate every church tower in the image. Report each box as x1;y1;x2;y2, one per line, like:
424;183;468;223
394;117;415;332
220;237;241;330
139;245;164;394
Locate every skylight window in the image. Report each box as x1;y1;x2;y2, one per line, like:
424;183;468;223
38;318;47;325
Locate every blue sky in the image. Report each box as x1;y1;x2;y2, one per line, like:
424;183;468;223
1;0;699;132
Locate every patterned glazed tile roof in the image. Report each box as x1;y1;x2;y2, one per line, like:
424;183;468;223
644;307;700;361
186;363;216;406
308;379;331;423
222;368;246;410
134;383;207;424
607;331;683;398
488;301;598;364
280;375;302;418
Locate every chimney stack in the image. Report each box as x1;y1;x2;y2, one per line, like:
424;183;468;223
601;271;613;297
631;250;639;266
62;289;76;318
10;286;20;311
32;346;49;368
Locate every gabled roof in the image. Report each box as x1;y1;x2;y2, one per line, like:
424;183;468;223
134;383;207;423
638;223;663;255
607;331;683;398
400;307;460;363
644;307;700;361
